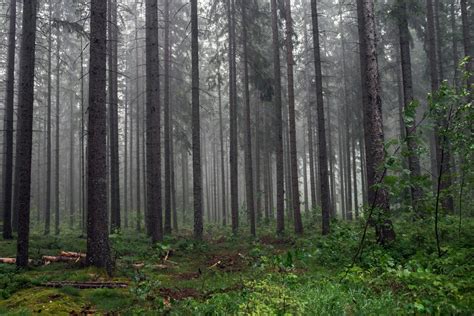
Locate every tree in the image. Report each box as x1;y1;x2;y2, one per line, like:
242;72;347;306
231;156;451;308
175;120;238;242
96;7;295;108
15;0;38;268
241;0;256;237
164;0;172;235
284;0;303;234
310;0;332;235
86;0;112;271
145;0;163;243
54;37;61;235
109;0;121;231
191;0;203;239
460;0;473;92
2;0;17;240
45;0;53;235
358;0;395;244
397;0;424;213
227;0;239;234
270;0;285;235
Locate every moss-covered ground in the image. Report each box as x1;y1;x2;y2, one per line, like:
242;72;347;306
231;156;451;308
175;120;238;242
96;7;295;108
1;217;473;315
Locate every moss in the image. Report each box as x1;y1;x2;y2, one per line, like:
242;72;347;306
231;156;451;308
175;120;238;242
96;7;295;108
0;288;85;315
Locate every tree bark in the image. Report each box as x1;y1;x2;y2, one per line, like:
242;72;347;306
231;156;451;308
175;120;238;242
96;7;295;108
311;0;332;235
359;0;395;244
191;0;203;239
270;0;285;235
397;0;424;213
2;0;17;240
86;0;112;271
145;0;163;243
241;0;256;237
164;0;172;235
45;1;53;236
284;0;303;234
14;0;37;268
54;38;60;236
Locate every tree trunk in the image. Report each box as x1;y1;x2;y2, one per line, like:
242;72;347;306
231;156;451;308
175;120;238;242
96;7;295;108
2;0;17;240
145;0;163;243
164;0;172;235
218;69;227;227
55;37;61;236
359;0;395;244
460;0;473;92
86;0;112;271
45;1;53;236
241;0;256;237
397;0;424;214
14;0;37;268
311;0;332;235
284;0;303;234
69;92;75;228
191;0;203;239
270;0;285;235
227;0;239;234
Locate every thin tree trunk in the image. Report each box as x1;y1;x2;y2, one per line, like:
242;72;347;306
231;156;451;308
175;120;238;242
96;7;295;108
227;0;239;234
241;0;256;236
45;1;53;236
54;38;61;236
271;0;285;235
311;0;332;234
284;0;303;234
69;92;75;228
2;0;17;240
460;0;473;91
398;0;424;213
135;18;142;233
164;0;172;235
191;0;203;239
218;69;227;227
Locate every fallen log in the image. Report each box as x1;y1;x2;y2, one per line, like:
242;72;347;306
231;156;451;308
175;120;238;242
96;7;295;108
0;258;16;264
59;251;86;258
42;255;84;264
42;281;128;289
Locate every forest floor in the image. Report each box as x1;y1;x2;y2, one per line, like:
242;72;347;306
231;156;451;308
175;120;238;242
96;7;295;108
0;217;473;315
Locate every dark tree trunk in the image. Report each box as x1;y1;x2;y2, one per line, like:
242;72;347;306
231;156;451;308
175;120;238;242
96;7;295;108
108;0;121;231
241;0;256;237
311;0;332;235
270;0;285;235
227;0;239;234
191;0;203;239
55;38;61;236
69;92;75;228
14;0;37;268
45;2;53;236
218;69;227;227
397;0;424;213
2;0;17;240
124;78;129;228
145;0;163;243
135;22;142;233
460;0;473;91
164;0;172;235
284;0;303;234
86;0;112;271
360;0;395;244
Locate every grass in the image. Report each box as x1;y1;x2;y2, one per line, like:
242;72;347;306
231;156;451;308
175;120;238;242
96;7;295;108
0;217;473;315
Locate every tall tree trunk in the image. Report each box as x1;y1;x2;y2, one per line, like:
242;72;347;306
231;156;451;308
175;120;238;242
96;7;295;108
450;0;459;88
69;92;75;228
80;36;86;236
241;0;256;237
398;0;424;214
191;0;203;239
135;15;142;233
108;0;121;231
124;77;129;228
145;0;163;243
164;0;172;235
284;0;303;234
45;2;53;236
311;0;332;235
14;0;37;268
54;37;61;236
86;0;112;271
2;0;17;240
434;0;444;81
360;0;395;244
270;0;285;235
460;0;473;92
218;69;227;227
226;0;239;234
